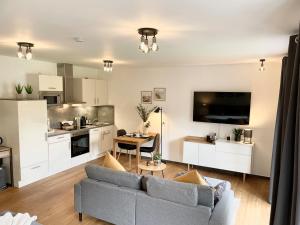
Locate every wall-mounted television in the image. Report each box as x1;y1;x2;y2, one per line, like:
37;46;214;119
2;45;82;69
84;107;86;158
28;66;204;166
193;92;251;125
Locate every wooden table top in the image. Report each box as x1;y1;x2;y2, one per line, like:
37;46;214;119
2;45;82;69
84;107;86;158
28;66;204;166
113;132;156;144
138;162;166;172
0;146;10;152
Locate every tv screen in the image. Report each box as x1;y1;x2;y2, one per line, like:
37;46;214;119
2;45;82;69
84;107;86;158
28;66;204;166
193;92;251;125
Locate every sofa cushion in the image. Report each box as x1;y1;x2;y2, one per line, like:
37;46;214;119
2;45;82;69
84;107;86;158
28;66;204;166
174;170;209;186
146;176;198;207
102;152;126;172
213;182;227;205
85;164;142;190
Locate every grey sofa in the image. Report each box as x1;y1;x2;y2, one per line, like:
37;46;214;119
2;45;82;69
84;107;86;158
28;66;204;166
74;165;238;225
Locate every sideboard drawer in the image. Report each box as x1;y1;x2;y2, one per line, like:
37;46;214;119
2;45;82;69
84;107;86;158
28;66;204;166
216;141;252;156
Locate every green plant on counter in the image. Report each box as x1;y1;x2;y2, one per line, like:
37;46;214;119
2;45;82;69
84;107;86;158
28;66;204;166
15;84;23;94
24;84;33;94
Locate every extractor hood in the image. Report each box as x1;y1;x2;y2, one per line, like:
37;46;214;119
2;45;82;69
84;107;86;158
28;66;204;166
57;63;85;105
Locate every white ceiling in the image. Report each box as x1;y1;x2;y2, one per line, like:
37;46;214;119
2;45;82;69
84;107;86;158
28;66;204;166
0;0;299;68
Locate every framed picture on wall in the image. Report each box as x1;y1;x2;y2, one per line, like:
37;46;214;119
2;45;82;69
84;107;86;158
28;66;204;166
153;88;166;101
141;91;152;104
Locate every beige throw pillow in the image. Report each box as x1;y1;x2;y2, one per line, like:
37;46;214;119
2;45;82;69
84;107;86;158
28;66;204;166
173;170;209;186
102;152;126;172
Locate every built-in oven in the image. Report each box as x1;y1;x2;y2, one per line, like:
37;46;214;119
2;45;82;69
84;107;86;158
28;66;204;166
71;130;90;158
40;92;63;106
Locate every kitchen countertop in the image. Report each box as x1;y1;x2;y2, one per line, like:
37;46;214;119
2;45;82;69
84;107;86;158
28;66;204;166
47;123;114;137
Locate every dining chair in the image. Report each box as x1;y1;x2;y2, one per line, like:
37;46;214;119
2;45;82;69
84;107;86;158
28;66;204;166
117;129;136;169
140;134;160;160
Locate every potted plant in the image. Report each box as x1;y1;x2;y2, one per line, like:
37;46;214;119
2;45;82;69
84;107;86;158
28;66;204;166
136;104;157;134
24;84;33;99
232;128;243;142
15;84;23;99
153;152;162;165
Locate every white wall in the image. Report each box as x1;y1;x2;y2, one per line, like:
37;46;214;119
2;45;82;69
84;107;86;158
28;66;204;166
108;62;282;177
0;55;102;98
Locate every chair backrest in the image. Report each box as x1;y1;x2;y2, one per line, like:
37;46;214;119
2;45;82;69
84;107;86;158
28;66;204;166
152;134;160;153
117;129;126;137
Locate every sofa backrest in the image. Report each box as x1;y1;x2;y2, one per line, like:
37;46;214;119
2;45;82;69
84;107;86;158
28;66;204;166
85;164;142;190
145;176;214;208
146;176;198;207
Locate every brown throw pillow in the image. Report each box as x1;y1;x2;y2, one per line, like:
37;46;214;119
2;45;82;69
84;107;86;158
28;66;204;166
102;152;126;172
173;170;209;186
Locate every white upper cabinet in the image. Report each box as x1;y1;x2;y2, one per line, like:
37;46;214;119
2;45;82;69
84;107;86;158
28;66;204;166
38;75;63;92
73;78;108;106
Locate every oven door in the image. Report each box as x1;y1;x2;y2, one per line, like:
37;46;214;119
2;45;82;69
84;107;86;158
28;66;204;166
71;134;90;158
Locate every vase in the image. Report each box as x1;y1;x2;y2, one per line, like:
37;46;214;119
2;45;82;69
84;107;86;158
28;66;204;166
143;123;148;134
16;94;23;100
234;135;241;142
154;160;161;166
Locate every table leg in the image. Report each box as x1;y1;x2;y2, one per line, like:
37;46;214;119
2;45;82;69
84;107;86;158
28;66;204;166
113;140;117;158
151;171;154;176
243;174;246;183
140;169;143;175
162;170;164;178
136;143;141;173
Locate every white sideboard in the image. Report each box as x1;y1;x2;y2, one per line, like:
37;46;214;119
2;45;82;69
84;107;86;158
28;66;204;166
183;136;253;181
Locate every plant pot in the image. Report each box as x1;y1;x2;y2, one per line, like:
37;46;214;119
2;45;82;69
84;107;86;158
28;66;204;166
234;135;241;142
143;124;148;134
154;160;161;166
26;94;34;100
16;94;23;100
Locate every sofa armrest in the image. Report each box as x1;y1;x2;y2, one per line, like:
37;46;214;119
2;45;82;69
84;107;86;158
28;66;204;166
74;183;82;213
209;190;238;225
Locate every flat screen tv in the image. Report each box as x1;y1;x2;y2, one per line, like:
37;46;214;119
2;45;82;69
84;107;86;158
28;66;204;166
193;92;251;125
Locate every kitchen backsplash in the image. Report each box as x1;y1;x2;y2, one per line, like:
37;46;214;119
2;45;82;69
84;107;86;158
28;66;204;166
47;105;114;129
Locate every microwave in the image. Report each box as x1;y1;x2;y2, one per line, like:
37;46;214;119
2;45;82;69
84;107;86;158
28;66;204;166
40;92;63;106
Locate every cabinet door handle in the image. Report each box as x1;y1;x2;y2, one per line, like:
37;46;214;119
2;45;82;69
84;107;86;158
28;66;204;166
56;136;65;139
45;133;48;142
48;87;56;90
31;165;41;170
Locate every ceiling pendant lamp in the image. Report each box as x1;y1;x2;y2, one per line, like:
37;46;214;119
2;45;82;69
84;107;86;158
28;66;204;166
259;59;266;72
138;28;159;54
103;60;113;72
17;42;34;60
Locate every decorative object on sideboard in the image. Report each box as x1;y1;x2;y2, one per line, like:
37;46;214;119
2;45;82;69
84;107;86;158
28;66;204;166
206;133;217;144
153;88;166;101
138;27;159;53
244;129;253;144
259;59;266;72
153;152;162;166
0;137;3;145
226;136;231;141
17;42;34;60
136;104;157;134
232;128;243;142
24;84;33;99
15;84;23;99
141;91;152;104
103;60;113;72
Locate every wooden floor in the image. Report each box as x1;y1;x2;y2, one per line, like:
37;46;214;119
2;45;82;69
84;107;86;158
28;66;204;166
0;155;271;225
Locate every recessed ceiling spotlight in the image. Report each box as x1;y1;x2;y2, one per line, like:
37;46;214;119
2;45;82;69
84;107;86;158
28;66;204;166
259;59;266;72
17;42;34;60
138;28;159;54
73;37;85;43
103;60;113;72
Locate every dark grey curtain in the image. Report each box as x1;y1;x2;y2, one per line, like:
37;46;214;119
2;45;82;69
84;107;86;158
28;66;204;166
269;30;300;225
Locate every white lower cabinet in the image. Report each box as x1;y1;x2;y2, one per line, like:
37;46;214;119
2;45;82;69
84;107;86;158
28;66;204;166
89;125;114;160
183;138;253;175
20;161;48;187
101;125;113;153
90;128;102;160
48;134;71;176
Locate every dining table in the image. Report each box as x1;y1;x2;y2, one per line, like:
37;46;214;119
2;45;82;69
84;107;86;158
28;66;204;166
112;132;157;172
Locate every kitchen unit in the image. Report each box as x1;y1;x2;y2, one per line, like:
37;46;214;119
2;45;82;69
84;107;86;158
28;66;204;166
0;100;48;187
73;78;108;106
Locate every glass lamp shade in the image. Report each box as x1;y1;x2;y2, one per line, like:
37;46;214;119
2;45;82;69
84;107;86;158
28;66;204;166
17;46;23;58
25;47;32;60
151;36;158;52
